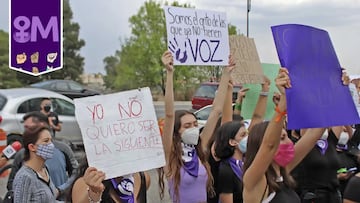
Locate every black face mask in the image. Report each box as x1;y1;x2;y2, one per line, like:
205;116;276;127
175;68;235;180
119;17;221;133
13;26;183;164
44;105;51;112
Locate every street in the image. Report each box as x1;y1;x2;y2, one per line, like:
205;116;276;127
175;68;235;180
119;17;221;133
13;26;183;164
0;101;191;202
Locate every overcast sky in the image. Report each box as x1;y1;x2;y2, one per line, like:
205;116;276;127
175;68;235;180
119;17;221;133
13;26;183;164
1;0;359;75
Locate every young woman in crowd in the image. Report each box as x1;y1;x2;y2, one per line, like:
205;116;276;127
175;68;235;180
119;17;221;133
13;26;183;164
13;126;58;202
206;75;270;203
160;50;234;203
70;157;150;203
242;68;327;203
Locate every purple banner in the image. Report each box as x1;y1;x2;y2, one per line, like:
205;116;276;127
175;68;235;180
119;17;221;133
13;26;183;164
271;24;360;129
10;0;63;76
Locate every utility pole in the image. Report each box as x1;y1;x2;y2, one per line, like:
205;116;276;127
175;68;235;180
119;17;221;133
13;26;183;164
247;0;251;37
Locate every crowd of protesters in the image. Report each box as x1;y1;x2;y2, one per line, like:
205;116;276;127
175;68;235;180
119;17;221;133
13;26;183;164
2;49;360;203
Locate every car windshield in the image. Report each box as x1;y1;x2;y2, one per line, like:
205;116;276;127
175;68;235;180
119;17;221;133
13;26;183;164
194;85;217;98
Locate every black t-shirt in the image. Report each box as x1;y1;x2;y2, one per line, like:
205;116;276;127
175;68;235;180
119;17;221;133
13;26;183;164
269;183;301;203
292;131;341;193
207;153;220;203
343;175;360;202
217;160;243;203
48;111;60;136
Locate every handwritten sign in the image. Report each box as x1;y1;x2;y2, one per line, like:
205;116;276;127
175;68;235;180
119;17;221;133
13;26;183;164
272;24;360;129
164;6;229;66
229;35;264;84
9;0;63;76
74;87;165;179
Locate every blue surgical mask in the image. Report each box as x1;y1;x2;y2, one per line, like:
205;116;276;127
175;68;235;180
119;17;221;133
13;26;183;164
238;136;248;153
36;142;55;160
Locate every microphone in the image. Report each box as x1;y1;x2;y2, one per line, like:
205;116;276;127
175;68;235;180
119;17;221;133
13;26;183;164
2;141;22;159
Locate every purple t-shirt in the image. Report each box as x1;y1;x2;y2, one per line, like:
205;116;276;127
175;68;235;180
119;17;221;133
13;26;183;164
168;162;208;203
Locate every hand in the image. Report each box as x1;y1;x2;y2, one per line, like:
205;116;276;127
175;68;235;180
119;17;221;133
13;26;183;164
341;68;350;85
236;87;249;102
261;75;271;92
83;167;105;193
161;51;174;72
275;68;291;94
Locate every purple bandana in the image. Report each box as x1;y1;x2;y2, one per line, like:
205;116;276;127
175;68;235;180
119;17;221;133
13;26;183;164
227;157;243;180
111;176;135;203
316;139;328;155
183;149;199;177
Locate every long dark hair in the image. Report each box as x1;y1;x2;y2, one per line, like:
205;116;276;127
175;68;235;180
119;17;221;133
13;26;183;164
214;121;244;159
243;121;296;193
167;110;214;202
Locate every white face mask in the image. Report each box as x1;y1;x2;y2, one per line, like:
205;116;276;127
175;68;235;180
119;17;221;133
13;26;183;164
181;127;200;145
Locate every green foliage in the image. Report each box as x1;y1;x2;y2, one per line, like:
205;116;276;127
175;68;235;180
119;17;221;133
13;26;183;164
0;30;22;88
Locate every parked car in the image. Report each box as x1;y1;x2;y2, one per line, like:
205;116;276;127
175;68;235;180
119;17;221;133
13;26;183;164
193;104;251;129
191;82;242;110
0;88;83;147
30;79;101;99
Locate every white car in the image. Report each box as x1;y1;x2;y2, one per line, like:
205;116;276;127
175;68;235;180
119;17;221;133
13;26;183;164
194;104;251;129
0;88;82;147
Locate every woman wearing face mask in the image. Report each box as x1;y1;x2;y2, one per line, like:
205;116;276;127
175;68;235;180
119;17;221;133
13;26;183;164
40;98;62;137
160;50;235;203
213;121;248;203
13;125;58;202
242;68;326;203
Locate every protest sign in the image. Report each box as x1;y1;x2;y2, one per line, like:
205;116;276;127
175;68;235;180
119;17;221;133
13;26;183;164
229;35;264;84
10;0;63;76
74;87;165;179
241;63;280;120
272;24;360;129
164;6;229;66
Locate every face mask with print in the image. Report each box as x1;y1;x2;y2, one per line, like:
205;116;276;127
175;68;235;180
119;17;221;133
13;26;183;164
44;105;51;112
36;142;55;160
273;143;295;167
238;136;248;153
181;127;200;145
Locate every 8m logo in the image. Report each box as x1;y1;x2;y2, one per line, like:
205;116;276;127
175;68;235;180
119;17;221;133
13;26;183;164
13;16;59;43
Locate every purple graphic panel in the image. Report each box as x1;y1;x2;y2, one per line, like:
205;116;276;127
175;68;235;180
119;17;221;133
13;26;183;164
271;24;360;129
10;0;63;76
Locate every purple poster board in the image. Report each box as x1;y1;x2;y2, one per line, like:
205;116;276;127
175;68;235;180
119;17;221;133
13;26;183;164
271;24;360;129
10;0;63;76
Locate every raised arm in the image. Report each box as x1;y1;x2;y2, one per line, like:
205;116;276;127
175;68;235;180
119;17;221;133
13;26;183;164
161;50;175;167
243;68;290;190
247;76;270;132
286;127;325;172
221;79;235;125
200;56;235;151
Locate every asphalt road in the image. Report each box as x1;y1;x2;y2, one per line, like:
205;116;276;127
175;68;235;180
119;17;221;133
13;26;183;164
0;101;192;202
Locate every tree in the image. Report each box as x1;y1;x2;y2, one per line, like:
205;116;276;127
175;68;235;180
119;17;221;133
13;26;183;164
0;30;22;88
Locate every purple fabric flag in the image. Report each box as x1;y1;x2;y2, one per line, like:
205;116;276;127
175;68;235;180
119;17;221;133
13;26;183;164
271;24;360;129
10;0;63;76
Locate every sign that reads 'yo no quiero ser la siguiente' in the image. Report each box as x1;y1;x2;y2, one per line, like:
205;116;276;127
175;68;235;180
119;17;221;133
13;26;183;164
164;6;229;66
10;0;63;76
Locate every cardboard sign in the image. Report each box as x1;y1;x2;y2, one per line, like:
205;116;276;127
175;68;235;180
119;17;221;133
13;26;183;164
229;35;264;84
9;0;63;76
164;6;229;66
74;87;165;179
272;24;360;129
